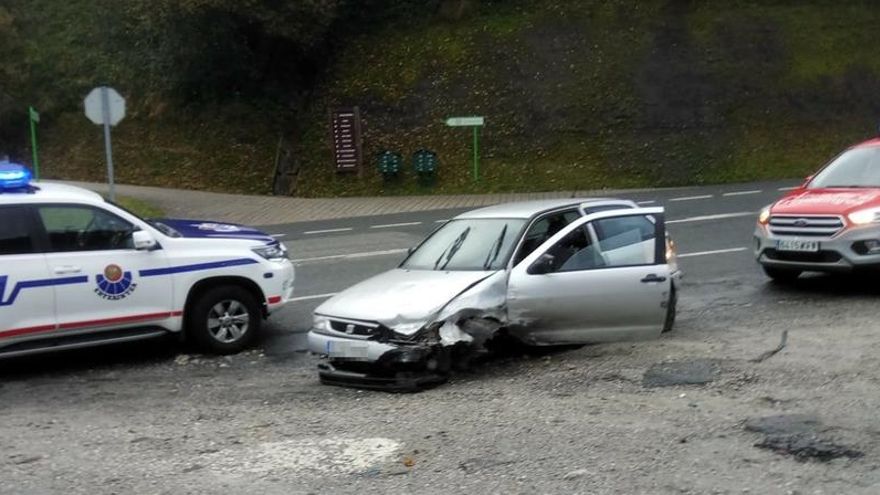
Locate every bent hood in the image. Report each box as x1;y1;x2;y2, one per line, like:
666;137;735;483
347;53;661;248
315;268;503;335
772;188;880;216
153;218;277;244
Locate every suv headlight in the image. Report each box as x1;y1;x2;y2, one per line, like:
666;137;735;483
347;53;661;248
848;207;880;226
252;243;289;261
758;206;771;225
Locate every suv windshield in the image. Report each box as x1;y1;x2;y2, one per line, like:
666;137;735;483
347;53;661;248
402;218;527;271
810;147;880;188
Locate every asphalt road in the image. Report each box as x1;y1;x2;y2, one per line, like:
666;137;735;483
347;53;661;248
8;179;880;494
259;179;800;356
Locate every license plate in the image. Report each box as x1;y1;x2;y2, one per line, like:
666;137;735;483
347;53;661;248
327;340;369;358
776;239;819;252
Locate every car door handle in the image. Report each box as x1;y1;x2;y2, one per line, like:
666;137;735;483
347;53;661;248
53;265;82;275
640;274;667;283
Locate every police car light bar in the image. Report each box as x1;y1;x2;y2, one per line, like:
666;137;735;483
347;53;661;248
0;161;33;191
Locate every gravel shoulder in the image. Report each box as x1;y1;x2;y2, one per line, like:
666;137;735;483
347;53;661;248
2;273;880;494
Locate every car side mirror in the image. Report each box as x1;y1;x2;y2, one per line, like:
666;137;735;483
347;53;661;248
132;230;158;251
528;253;556;275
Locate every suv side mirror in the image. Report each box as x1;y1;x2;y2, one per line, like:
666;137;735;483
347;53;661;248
133;230;158;251
528;253;556;275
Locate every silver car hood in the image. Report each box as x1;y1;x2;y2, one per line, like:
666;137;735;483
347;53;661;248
315;268;502;335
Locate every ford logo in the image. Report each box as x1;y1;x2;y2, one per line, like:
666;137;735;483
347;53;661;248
793;218;809;227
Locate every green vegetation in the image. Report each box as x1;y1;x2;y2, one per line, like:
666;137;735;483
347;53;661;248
3;1;880;197
115;195;165;219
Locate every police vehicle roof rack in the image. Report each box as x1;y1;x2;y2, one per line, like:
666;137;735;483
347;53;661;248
0;160;38;194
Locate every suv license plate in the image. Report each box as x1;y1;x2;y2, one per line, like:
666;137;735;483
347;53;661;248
777;239;819;252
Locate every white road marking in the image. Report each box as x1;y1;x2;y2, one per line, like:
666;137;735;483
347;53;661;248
293;248;409;264
303;227;353;235
435;219;449;223
270;233;287;238
778;186;798;191
669;194;713;202
678;247;748;258
722;190;762;196
667;211;755;224
288;293;337;302
370;221;423;229
637;200;656;205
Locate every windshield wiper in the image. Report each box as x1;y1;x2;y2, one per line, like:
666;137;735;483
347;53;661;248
482;224;508;270
435;227;471;271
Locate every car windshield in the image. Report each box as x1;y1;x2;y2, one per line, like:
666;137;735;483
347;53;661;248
810;147;880;188
402;218;527;271
107;200;181;237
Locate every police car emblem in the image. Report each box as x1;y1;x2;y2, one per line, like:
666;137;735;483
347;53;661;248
95;264;137;300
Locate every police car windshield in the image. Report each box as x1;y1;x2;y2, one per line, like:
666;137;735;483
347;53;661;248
107;199;181;237
810;147;880;188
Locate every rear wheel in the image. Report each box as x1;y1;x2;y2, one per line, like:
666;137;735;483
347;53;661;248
763;266;802;283
662;285;677;333
187;285;261;354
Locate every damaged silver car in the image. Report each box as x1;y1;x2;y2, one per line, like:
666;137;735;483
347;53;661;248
307;199;680;390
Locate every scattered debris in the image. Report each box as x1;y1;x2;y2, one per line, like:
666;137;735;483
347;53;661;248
642;359;719;388
174;355;191;366
750;330;788;363
11;455;42;465
744;414;863;462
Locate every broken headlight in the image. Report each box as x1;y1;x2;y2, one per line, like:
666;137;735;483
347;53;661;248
312;314;331;331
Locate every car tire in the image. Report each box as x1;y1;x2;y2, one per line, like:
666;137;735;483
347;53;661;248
763;266;801;283
662;285;677;333
187;285;261;354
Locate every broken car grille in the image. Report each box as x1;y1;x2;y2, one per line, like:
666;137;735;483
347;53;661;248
329;319;378;336
768;215;844;237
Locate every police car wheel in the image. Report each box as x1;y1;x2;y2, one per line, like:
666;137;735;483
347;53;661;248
188;286;261;354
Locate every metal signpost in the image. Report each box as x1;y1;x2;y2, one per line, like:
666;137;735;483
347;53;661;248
28;106;40;179
84;86;126;200
445;116;484;181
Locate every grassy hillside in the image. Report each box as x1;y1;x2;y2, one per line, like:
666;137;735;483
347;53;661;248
34;0;880;196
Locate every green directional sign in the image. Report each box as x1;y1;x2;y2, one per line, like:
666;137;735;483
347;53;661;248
445;116;485;181
446;116;484;127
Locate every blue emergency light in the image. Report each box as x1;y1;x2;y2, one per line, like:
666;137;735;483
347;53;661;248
0;161;33;190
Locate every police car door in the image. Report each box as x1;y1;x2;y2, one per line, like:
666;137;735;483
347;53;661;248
36;204;174;333
0;205;58;343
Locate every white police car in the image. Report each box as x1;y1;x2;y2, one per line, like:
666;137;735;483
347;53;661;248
0;161;295;357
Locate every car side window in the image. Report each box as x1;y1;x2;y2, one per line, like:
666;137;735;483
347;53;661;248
513;209;581;265
0;206;36;255
38;205;135;252
592;215;656;267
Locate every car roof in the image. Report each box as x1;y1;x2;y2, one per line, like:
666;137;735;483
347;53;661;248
0;181;104;204
455;198;633;219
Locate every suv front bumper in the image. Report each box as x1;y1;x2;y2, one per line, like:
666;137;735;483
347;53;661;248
754;224;880;272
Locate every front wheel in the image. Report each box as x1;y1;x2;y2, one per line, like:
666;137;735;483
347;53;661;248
187;286;261;354
762;266;802;283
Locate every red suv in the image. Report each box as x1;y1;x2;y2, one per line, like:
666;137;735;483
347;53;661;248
755;138;880;281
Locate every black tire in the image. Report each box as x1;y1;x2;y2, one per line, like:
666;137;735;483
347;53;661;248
186;285;261;354
762;266;801;283
662;285;677;333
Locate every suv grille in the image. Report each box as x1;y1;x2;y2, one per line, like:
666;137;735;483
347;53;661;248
768;215;844;237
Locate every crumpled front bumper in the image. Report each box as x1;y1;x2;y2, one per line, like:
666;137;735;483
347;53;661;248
754;223;880;272
307;329;450;391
